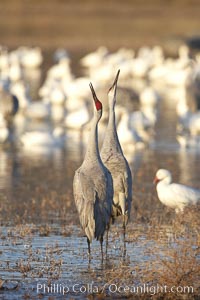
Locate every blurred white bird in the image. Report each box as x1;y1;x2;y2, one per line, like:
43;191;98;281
117;108;145;150
139;86;160;108
176;134;200;148
64;102;90;130
20;47;43;69
25;102;51;120
154;169;200;213
20;127;65;149
80;46;108;69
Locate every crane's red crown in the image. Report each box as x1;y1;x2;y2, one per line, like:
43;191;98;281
95;100;102;111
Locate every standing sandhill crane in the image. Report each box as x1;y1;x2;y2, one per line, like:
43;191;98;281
73;82;113;261
101;70;133;242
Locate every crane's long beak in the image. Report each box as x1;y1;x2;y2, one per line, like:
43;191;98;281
89;82;98;103
89;82;102;111
108;69;120;94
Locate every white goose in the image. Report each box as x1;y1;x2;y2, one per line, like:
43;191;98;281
25;102;51;121
139;86;160;108
20;127;65;150
80;46;108;69
20;47;43;69
10;80;30;110
176;134;200;148
177;96;200;136
64;101;90;130
8;57;23;82
49;83;66;105
154;169;200;213
117;109;145;150
189;113;200;136
130;108;157;131
47;57;72;81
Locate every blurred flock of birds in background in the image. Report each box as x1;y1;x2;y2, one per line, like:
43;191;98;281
1;43;200;159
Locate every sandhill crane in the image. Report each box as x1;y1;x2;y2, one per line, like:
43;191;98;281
73;82;113;261
154;169;200;213
101;70;133;242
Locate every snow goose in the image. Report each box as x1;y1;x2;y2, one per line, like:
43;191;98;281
177;102;200;136
8;57;23;82
10;80;30;110
176;44;191;69
64;101;90;130
139;86;160;108
176;133;200;148
49;83;66;106
25;102;51;121
47;57;72;81
188;112;200;136
154;169;200;213
117;108;146;150
51;105;66;123
20;127;65;149
80;46;108;69
53;48;70;63
20;47;43;69
129;107;157;131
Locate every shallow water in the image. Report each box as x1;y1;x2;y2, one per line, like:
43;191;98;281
0;56;200;299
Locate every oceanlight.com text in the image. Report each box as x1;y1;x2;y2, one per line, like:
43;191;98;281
36;282;194;296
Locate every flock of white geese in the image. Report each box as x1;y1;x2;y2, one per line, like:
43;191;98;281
0;44;200;214
0;44;200;154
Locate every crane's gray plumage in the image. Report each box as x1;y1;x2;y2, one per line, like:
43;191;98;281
101;70;132;228
73;82;113;257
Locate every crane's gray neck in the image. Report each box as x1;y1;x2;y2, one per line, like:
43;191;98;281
101;102;123;156
83;116;101;164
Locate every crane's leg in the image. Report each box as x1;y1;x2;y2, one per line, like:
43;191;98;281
100;236;104;263
105;223;110;258
123;215;126;258
106;228;109;257
123;215;126;239
87;237;91;261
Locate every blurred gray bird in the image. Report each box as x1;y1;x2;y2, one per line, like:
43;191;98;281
0;85;19;123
